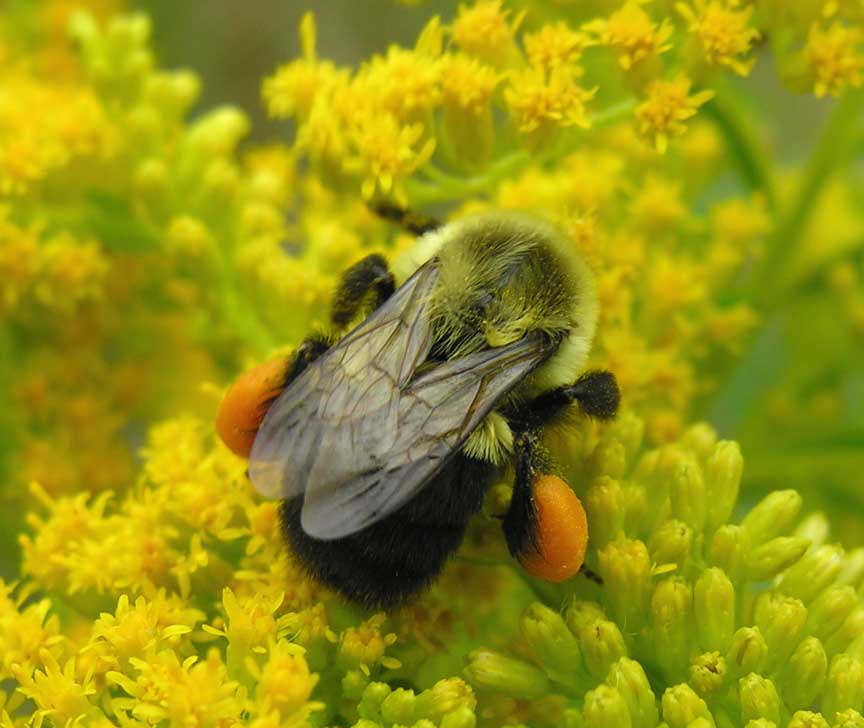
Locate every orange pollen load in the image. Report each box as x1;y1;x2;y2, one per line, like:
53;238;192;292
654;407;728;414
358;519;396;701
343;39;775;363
216;357;288;458
519;474;589;583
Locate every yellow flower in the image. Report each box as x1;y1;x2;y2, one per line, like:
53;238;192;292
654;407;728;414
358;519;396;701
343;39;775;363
523;21;592;73
635;76;714;153
262;14;348;121
590;0;674;71
0;581;62;681
805;21;864;96
505;67;596;137
353;45;442;121
678;0;760;76
628;175;688;234
247;640;322;719
339;613;401;672
451;0;523;67
343;112;436;201
35;234;109;313
440;53;502;114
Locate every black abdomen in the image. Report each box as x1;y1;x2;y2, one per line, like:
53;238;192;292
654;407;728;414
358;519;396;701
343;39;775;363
280;455;494;609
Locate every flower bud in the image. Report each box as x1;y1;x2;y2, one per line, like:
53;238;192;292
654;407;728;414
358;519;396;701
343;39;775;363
689;652;727;696
725;627;768;679
740;490;802;545
826;608;864;657
582;685;633;728
661;683;714;728
602;411;645;466
463;649;550;700
779;637;828;711
579;619;628;681
440;707;477;728
598;538;652;633
669;453;707;532
795;512;830;546
565;600;606;633
744;720;777;728
694;568;735;652
593;438;628;480
838;548;864;586
746;537;809;582
188;107;250;157
358;682;391;720
703;441;742;532
381;688;416;725
709;525;751;585
739;673;781;725
521;603;587;689
622;483;648;537
651;578;694;683
606;658;659;728
822;654;864;724
787;712;829;728
833;708;864;727
805;586;857;644
414;678;476;722
680;423;717;459
780;545;845;603
753;592;807;672
585;476;626;548
650;520;693;572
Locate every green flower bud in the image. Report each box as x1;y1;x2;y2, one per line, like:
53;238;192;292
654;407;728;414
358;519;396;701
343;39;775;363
593;438;628;480
579;619;628;681
669;453;707;532
352;721;381;728
652;578;694;683
709;525;752;586
739;673;782;725
583;684;633;728
690;652;727;696
780;545;845;603
463;649;550;700
779;637;828;711
822;654;864;724
633;449;672;534
603;411;645;466
562;707;584;728
585;477;626;549
680;423;718;460
381;688;417;725
343;669;371;701
439;707;477;728
838;548;864;586
833;708;864;727
412;720;436;728
414;678;476;722
694;567;735;652
661;683;715;728
726;627;768;679
606;658;659;728
688;719;715;728
622;483;649;538
358;682;392;720
746;537;810;582
650;520;694;572
598;538;652;633
743;721;777;728
753;592;807;672
805;586;858;644
188;107;250;157
826;608;864;657
565;600;607;633
704;441;742;532
520;602;588;689
787;711;830;728
795;512;830;545
740;490;802;545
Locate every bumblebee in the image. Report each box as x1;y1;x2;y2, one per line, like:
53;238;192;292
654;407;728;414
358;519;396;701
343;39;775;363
239;206;619;609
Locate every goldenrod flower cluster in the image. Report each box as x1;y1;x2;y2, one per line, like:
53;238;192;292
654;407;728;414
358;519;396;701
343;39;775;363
1;0;863;726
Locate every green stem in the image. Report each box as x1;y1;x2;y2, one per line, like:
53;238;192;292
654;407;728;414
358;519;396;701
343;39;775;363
703;85;777;211
753;87;864;306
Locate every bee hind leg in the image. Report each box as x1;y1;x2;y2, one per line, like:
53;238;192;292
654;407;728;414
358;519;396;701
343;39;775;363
502;432;542;560
330;253;396;327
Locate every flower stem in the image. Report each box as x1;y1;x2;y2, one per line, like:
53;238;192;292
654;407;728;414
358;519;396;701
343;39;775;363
703;83;777;211
753;86;864;306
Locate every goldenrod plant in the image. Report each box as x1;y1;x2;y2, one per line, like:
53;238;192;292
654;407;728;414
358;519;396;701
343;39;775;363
1;1;864;726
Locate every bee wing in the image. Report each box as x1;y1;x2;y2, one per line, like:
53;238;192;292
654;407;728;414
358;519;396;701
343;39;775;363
247;260;549;540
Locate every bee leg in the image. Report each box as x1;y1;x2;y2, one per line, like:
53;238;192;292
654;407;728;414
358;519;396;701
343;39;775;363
370;200;442;236
330;253;396;327
502;431;542;559
520;370;620;429
280;332;333;388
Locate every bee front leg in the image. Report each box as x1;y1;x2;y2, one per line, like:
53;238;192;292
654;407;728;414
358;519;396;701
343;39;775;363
521;370;620;429
369;201;442;236
330;253;396;327
502;431;542;559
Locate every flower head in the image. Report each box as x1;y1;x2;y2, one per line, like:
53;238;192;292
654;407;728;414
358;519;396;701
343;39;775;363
636;76;714;152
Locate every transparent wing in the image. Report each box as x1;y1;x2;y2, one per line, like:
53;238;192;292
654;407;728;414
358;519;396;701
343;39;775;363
248;261;550;540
